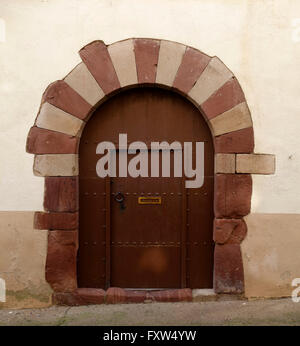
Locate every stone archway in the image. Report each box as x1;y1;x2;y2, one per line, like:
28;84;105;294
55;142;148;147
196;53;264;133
26;39;275;304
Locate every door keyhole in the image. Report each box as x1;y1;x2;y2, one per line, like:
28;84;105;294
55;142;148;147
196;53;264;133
114;192;126;210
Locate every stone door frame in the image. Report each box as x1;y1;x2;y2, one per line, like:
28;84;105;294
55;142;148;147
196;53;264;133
26;38;275;304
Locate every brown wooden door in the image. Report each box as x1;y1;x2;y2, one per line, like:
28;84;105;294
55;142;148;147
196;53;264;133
78;87;214;289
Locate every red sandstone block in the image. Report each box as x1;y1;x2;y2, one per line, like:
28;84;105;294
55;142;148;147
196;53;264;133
26;126;78;154
134;39;160;84
75;288;106;305
173;47;211;94
214;218;247;244
42;80;92;120
52;292;79;306
106;287;126;304
44;177;78;212
150;289;192;302
34;211;78;230
201;78;245;120
79;41;120;95
46;230;78;292
214;174;252;218
214;243;244;293
214;127;254;154
124;290;148;303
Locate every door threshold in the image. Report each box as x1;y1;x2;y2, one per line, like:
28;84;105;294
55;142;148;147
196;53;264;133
123;288;179;291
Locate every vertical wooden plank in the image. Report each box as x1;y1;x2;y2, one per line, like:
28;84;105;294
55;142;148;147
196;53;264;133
181;178;187;288
105;176;111;289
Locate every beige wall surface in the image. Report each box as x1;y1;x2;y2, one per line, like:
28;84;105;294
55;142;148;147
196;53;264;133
0;0;300;305
0;212;52;309
243;213;300;299
0;0;300;212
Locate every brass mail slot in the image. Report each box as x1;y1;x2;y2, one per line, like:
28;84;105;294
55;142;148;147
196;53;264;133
138;196;162;205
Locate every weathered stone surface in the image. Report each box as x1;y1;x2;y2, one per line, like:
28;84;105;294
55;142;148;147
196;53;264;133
188;57;233;106
33;154;78;177
173;47;211;93
106;287;126;304
79;40;120;94
52;292;79;306
156;40;186;86
26;126;78;154
42;80;92;120
214;218;247;244
236;154;275;174
44;177;78;212
192;289;217;302
134;38;160;84
36;102;84;137
215;153;235;174
53;289;105;306
214;243;244;293
34;212;78;230
201;77;245;119
108;39;137;87
64;62;105;106
210;102;252;136
75;288;106;305
150;289;192;302
214;174;252;218
46;230;78;292
214;127;254;154
124;290;149;303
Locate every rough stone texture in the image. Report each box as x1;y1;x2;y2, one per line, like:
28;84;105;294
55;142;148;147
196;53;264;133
201;77;245;119
124;290;150;303
215;153;235;173
53;288;105;306
64;62;105;106
156;40;186;86
214;127;254;153
36;102;84;137
188;57;233;106
42;80;92;120
108;39;138;87
53;289;105;306
134;38;160;84
236;154;275;174
214;243;244;293
44;177;78;212
34;212;78;230
33;154;78;177
214;174;252;218
210;102;252;136
214;218;247;244
26;126;78;154
151;289;193;302
79;40;120;94
173;47;211;93
192;289;217;302
46;230;78;292
106;287;126;304
52;292;79;306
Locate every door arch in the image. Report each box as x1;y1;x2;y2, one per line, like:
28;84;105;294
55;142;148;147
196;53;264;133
26;38;274;304
78;87;214;289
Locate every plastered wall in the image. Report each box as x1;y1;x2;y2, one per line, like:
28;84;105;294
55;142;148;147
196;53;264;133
0;0;300;306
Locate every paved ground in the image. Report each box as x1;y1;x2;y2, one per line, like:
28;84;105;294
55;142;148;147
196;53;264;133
0;298;299;326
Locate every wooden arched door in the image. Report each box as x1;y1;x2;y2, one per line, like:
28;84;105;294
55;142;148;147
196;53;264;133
78;87;214;289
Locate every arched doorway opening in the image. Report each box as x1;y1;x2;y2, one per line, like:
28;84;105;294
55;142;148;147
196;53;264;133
78;87;214;289
25;38;274;304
